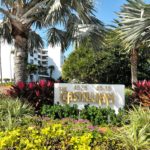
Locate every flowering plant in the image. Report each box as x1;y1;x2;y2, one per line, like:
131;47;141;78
133;80;150;106
7;80;54;110
0;118;124;150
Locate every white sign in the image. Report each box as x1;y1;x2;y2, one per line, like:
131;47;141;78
54;83;125;113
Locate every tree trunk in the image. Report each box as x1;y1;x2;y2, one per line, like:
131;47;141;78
130;49;138;88
14;35;28;83
0;39;2;83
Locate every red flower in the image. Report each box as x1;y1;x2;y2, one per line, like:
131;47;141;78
35;90;40;97
39;80;46;88
17;81;25;90
28;82;35;89
47;81;54;87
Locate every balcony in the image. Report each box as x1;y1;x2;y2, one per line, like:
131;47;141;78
42;56;48;59
41;51;48;56
38;71;49;76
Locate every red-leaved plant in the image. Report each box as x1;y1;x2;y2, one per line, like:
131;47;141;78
7;80;54;110
132;80;150;106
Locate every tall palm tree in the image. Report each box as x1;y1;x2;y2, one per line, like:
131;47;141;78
0;0;105;83
0;37;2;83
116;0;150;87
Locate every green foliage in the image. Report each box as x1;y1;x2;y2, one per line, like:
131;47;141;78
0;118;125;150
125;88;133;108
62;30;150;86
0;97;34;131
128;106;150;129
114;107;150;150
116;0;150;50
62;31;115;83
26;64;38;74
41;104;126;126
138;48;150;80
80;105;126;126
41;104;79;119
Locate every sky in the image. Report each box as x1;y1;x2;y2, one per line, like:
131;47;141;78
96;0;125;25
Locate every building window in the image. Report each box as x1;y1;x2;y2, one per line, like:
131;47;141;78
34;50;37;53
30;59;34;64
30;51;33;57
30;75;33;81
38;61;41;64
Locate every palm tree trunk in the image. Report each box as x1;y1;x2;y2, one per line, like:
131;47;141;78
14;35;28;83
0;39;2;83
130;49;138;88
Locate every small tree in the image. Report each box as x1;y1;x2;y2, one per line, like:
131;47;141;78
62;30;150;85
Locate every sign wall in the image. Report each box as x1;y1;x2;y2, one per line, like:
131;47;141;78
54;83;125;113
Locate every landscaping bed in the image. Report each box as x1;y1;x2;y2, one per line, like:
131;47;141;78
0;80;149;149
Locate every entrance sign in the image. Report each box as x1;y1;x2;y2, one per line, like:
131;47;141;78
54;83;125;113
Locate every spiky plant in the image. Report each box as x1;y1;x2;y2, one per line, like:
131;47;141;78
0;97;34;130
114;107;150;150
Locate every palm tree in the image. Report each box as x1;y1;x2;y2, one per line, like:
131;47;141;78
0;37;2;83
0;0;105;83
116;0;150;87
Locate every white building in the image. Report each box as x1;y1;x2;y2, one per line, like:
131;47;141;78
0;39;64;82
47;45;65;80
0;39;14;82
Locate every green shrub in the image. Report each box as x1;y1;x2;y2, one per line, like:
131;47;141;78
0;97;34;131
41;104;126;126
41;104;79;119
125;88;133;108
80;105;126;126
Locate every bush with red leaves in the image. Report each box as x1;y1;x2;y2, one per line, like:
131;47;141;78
132;80;150;107
7;80;54;110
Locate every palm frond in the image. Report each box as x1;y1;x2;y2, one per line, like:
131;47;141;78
45;0;96;25
27;31;44;51
65;14;81;42
117;0;150;50
68;0;95;23
0;21;13;44
47;27;70;51
44;0;71;26
76;24;106;50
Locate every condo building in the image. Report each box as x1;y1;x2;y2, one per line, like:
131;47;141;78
0;39;64;82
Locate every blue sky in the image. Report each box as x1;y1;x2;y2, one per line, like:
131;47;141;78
96;0;126;25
